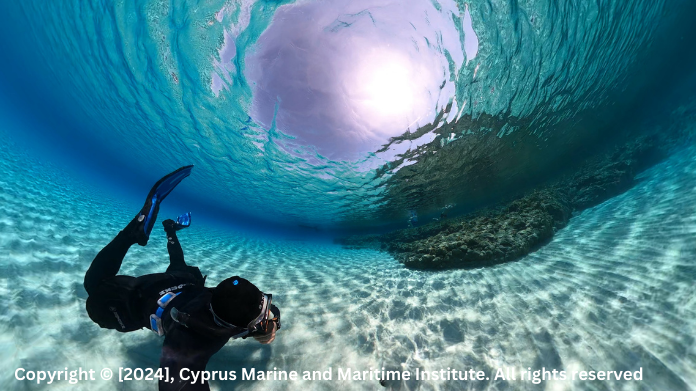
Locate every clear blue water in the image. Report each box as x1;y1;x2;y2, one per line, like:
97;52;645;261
1;0;695;390
1;117;695;390
1;0;694;229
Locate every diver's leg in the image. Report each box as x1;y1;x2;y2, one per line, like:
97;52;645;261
165;229;188;271
83;219;140;295
162;218;205;283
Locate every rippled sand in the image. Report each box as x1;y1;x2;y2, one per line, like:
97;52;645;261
1;141;694;391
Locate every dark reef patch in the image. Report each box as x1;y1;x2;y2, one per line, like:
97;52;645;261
337;133;679;270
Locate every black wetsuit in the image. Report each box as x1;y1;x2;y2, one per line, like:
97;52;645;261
84;229;233;390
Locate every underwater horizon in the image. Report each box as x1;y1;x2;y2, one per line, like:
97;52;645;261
1;0;695;390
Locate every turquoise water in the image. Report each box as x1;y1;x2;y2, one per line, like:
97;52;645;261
2;0;694;229
1;0;696;390
1;127;695;390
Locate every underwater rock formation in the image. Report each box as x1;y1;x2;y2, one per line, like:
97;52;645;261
384;189;571;269
338;134;672;270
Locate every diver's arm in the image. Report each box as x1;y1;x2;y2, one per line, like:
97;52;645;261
158;327;229;391
159;344;210;390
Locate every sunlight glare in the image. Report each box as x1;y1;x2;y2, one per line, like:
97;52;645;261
350;51;423;127
363;60;414;116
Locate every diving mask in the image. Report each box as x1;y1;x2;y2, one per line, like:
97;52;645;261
209;293;281;338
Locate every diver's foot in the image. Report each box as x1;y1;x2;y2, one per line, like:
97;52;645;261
162;219;176;234
163;212;191;233
123;213;150;246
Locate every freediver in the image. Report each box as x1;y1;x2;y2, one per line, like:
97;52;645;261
83;166;280;390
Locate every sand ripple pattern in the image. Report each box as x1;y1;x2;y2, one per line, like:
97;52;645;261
0;136;694;390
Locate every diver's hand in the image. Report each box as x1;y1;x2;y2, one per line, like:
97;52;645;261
253;322;277;345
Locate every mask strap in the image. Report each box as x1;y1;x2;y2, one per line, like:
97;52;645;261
247;294;270;330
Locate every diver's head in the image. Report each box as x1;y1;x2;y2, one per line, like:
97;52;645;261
210;276;262;327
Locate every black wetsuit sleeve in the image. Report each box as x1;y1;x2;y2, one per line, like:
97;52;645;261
158;326;230;391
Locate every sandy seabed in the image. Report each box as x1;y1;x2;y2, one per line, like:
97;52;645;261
1;141;694;391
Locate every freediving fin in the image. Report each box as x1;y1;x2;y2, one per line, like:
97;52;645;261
133;165;194;246
163;212;192;232
174;212;191;230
